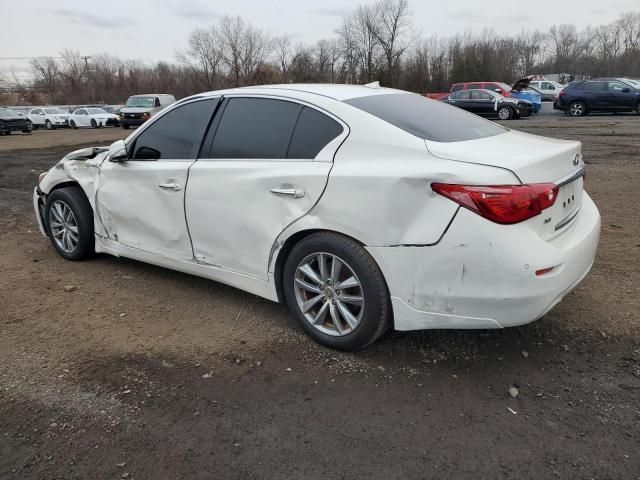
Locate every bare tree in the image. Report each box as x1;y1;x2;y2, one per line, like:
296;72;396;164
367;0;411;86
177;27;224;90
30;57;60;102
219;16;271;87
274;35;296;81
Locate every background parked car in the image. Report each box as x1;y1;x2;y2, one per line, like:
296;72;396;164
28;107;70;130
529;79;565;101
69;107;120;128
554;78;640;116
0;107;33;135
441;89;533;120
119;94;176;129
101;105;123;114
430;77;542;113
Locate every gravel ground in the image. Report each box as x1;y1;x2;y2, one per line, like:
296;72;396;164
0;115;639;480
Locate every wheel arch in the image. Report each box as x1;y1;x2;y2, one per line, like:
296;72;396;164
273;228;374;304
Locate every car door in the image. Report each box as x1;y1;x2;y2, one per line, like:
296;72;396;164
73;109;88;127
606;81;637;110
185;96;346;280
469;90;494;115
30;109;45;126
582;81;607;109
449;90;472;111
96;97;219;261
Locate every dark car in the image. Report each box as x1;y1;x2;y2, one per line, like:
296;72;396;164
0;108;33;135
554;78;640;116
441;89;533;120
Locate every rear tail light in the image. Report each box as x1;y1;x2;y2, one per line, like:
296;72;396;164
431;183;559;224
559;90;566;96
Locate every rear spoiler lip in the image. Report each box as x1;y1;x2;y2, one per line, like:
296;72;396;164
556;167;585;188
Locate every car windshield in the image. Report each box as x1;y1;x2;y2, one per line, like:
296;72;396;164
344;93;507;143
0;108;20;117
622;78;640;88
125;96;154;108
88;108;107;114
44;108;66;114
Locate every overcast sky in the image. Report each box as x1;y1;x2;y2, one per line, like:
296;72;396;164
1;0;638;78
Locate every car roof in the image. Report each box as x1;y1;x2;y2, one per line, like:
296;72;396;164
199;84;407;101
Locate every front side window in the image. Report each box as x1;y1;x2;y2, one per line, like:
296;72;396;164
210;98;301;159
607;81;627;92
131;99;217;160
344;93;506;143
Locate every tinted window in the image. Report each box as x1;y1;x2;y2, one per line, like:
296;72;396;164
211;98;301;159
470;91;492;100
607;81;627;91
132;99;216;160
584;81;606;92
453;91;470;100
287;107;343;159
345;94;506;143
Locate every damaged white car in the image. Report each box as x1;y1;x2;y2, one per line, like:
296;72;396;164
34;84;601;350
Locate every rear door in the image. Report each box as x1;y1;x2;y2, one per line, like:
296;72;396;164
469;90;494;115
582;81;607;109
186;96;346;280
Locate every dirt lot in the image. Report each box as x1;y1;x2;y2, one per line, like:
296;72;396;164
1;117;639;479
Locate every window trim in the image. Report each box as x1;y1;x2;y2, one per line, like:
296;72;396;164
199;93;349;163
125;96;222;162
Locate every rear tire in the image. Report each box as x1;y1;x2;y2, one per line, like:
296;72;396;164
283;232;391;351
569;101;587;117
122;123;130;130
44;187;94;261
90;119;97;129
70;120;77;129
45;119;54;130
635;103;640;115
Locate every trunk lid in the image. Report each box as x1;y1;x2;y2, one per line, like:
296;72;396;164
425;130;586;239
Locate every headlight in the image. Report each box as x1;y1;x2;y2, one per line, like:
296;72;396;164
38;171;48;184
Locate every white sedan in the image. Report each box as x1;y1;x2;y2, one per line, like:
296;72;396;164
69;107;120;128
28;107;70;129
33;84;600;350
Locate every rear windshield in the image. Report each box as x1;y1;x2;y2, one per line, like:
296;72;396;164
344;93;506;143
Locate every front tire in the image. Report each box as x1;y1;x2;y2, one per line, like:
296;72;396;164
70;120;77;129
44;187;94;261
498;106;514;120
569;101;587;117
45;119;54;130
90;119;97;129
283;232;390;351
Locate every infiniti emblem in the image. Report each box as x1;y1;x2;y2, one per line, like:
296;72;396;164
572;154;580;166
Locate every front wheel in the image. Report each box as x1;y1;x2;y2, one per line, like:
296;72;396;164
70;120;77;129
90;119;97;129
45;119;54;130
283;232;390;351
498;106;514;120
44;187;94;261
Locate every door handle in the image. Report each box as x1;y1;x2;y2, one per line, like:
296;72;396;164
270;187;305;198
159;182;182;191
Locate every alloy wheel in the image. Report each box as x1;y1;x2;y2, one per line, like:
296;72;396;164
570;103;584;116
498;107;510;120
293;252;365;337
48;200;79;253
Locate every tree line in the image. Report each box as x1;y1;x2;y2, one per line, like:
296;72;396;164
4;0;640;105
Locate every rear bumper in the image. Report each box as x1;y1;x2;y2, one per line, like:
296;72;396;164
367;192;601;330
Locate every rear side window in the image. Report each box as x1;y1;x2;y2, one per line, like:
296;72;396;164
131;98;217;160
584;81;606;92
211;98;301;159
288;107;343;159
344;93;506;143
468;83;482;89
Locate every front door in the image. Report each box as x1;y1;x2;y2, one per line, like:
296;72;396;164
186;96;346;280
96;97;219;261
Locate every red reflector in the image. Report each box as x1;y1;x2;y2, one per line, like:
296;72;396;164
431;183;559;224
535;267;555;276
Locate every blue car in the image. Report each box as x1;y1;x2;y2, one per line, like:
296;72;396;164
554;78;640;116
510;76;542;113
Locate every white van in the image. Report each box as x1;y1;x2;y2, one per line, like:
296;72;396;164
119;94;176;129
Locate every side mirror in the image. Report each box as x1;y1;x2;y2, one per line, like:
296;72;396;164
108;139;129;163
621;88;631;93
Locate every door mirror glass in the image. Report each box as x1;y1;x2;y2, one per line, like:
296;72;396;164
621;88;630;93
108;139;129;162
